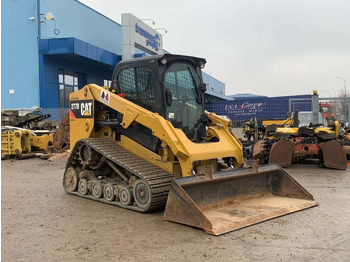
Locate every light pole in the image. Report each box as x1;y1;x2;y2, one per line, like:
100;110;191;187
336;77;348;124
336;77;347;97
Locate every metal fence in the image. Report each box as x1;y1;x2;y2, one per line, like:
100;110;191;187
318;96;350;125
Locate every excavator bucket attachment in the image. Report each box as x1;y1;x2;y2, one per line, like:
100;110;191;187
319;140;347;170
269;140;294;167
53;113;70;152
252;140;266;165
164;164;317;235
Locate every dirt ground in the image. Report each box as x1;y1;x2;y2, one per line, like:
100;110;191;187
1;156;350;262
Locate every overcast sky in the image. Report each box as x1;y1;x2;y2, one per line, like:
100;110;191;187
80;0;350;97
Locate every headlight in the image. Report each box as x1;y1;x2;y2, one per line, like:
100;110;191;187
199;62;205;69
161;58;167;65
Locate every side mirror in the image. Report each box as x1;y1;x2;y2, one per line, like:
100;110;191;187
165;89;173;106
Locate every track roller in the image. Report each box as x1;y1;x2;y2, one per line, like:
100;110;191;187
103;183;116;201
92;181;103;198
118;185;133;206
78;178;89;195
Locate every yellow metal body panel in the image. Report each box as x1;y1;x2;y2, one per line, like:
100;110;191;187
275;127;299;135
69;86;95;145
29;133;53;151
334;121;339;137
344;133;350;141
263;119;293;126
69;84;244;177
314;127;336;134
275;126;337;136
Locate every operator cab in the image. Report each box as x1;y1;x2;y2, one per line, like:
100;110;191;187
111;54;208;142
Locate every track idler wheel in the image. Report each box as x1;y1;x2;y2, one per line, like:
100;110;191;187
133;179;152;210
63;167;79;192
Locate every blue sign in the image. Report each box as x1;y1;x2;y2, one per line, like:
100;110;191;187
135;23;161;51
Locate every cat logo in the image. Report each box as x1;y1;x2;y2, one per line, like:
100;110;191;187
81;102;92;116
100;90;110;105
69;99;94;119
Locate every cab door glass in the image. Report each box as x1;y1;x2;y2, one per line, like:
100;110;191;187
164;63;204;140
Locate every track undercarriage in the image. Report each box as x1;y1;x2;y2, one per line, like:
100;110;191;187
63;138;173;212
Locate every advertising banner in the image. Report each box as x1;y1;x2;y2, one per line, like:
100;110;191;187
205;95;312;121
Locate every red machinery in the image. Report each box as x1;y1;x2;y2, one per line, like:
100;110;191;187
319;103;336;121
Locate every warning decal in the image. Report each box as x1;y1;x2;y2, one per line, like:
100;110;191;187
100;90;110;105
69;99;94;119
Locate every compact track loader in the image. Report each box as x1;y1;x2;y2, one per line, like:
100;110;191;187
63;54;317;235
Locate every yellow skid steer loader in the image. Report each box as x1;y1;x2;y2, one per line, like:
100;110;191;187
63;54;317;235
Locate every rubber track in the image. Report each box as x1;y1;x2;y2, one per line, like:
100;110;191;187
64;138;174;212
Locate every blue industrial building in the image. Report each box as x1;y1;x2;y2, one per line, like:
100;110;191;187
2;0;229;121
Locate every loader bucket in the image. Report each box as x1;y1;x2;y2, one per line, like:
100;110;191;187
269;140;294;167
319;140;347;170
164;164;317;235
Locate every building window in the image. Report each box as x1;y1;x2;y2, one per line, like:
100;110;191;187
58;70;83;107
104;79;112;87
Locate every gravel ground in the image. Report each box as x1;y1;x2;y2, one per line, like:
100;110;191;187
1;156;350;262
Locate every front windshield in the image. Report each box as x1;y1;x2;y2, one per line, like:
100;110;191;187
298;112;328;127
164;63;204;140
320;107;328;113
